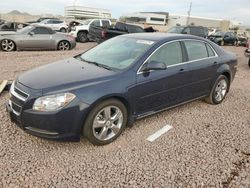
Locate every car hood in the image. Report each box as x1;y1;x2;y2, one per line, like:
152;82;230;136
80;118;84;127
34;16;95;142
18;58;116;91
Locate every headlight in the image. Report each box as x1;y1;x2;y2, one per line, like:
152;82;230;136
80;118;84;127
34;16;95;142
33;93;76;112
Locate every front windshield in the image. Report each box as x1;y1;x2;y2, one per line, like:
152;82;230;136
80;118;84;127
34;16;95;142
168;27;184;33
81;19;92;25
78;37;154;70
17;26;34;34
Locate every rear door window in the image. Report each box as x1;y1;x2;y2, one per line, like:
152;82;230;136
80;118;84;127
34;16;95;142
184;41;208;61
206;44;215;57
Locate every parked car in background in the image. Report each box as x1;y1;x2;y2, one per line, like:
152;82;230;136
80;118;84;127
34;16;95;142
67;20;82;33
27;17;60;24
0;19;5;25
0;25;76;52
69;19;112;42
6;33;237;145
0;22;29;31
237;35;247;47
245;38;250;67
208;28;221;36
167;26;208;38
34;19;68;33
88;22;155;43
208;31;238;46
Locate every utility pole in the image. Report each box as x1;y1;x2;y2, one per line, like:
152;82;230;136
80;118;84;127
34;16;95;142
186;2;192;26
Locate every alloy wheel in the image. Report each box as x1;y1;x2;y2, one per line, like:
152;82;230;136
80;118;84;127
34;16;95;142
58;41;70;51
92;106;123;141
1;39;15;51
214;79;227;102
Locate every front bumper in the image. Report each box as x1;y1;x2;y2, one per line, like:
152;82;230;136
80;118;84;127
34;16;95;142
6;82;90;141
70;40;77;50
245;48;250;57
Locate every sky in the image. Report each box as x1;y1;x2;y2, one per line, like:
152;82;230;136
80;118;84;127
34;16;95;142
0;0;250;26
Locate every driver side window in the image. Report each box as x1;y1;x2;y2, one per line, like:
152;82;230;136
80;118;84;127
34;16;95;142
148;41;183;66
32;27;50;35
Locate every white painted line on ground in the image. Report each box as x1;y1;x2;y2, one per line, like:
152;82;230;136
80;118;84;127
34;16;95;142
147;125;173;142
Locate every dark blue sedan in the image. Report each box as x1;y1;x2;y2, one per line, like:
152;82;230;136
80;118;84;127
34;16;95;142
6;33;237;145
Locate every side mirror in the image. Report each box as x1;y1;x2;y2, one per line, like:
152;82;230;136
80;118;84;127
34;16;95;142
143;61;166;71
182;31;188;34
28;32;34;36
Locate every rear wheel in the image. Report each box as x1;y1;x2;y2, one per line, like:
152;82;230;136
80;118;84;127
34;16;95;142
248;58;250;67
83;99;127;145
77;31;88;43
1;39;15;52
205;75;229;105
58;41;70;51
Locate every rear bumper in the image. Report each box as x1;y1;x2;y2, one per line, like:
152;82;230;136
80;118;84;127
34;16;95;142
70;40;77;50
6;98;90;142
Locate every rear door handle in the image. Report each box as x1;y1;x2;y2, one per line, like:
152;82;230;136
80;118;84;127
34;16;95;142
179;68;185;72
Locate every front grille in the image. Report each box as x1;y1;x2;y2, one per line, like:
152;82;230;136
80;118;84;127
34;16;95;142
9;100;22;116
14;87;29;99
10;82;29;102
11;101;22;113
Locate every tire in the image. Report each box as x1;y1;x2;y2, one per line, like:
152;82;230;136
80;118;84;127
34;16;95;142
205;75;229;105
248;58;250;67
77;31;88;43
58;41;70;51
234;40;238;46
83;99;127;145
60;28;66;33
1;39;15;52
220;40;224;46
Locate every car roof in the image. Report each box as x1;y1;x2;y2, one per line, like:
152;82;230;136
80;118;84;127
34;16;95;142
120;33;207;42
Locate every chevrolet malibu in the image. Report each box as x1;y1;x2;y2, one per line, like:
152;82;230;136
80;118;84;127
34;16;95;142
6;33;237;145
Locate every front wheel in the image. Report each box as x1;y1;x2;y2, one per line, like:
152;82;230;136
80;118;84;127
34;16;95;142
248;58;250;67
220;40;224;46
1;39;15;52
83;99;127;145
205;75;229;105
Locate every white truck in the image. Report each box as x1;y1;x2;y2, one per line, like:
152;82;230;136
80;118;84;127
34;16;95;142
69;19;111;43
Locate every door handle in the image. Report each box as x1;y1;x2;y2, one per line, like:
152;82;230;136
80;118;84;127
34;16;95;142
179;68;185;73
213;62;218;65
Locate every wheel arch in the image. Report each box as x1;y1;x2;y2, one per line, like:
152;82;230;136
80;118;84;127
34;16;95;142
81;95;132;133
77;30;88;35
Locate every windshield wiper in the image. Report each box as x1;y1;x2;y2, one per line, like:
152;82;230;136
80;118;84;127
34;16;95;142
78;57;113;71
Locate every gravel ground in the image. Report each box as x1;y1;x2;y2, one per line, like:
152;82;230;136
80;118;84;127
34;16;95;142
0;43;250;188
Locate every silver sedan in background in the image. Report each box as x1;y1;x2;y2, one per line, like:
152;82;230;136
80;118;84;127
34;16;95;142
0;25;76;52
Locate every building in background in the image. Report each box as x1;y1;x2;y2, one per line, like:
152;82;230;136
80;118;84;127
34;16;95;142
65;6;111;20
121;12;168;25
121;12;241;32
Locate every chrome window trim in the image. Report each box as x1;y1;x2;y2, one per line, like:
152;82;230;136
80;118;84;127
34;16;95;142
10;82;29;102
137;39;218;74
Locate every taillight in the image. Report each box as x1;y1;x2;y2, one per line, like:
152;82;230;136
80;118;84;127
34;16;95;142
101;31;107;39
